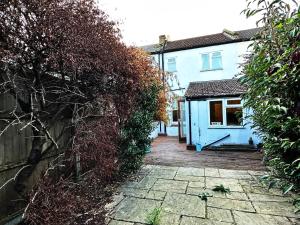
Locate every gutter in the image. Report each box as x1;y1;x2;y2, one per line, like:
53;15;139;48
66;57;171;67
149;38;251;55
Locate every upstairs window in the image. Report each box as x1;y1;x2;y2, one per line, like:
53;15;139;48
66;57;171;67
201;54;210;71
167;57;177;72
201;51;223;71
212;52;222;70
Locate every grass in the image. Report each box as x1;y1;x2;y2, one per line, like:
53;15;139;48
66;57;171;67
146;207;161;225
212;184;231;193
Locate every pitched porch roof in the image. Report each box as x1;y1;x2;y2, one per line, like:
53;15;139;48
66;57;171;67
185;79;247;99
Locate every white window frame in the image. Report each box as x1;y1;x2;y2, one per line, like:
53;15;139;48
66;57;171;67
200;51;223;71
167;57;177;72
208;98;244;128
170;99;179;126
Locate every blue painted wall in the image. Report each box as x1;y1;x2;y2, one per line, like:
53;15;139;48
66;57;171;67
185;98;260;147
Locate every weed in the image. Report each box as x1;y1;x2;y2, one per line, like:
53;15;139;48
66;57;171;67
198;192;213;201
146;207;161;225
212;184;230;193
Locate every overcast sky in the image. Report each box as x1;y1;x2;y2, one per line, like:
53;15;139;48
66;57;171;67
98;0;259;46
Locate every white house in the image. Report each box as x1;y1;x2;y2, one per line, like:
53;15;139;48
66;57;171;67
142;28;261;149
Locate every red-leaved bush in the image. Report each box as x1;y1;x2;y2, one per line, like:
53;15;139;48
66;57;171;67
0;0;167;223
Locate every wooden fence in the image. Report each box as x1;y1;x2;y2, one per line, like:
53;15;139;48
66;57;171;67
0;93;71;224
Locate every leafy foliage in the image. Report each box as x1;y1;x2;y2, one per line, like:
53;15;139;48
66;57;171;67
146;207;161;225
119;84;162;173
241;0;300;189
212;184;231;193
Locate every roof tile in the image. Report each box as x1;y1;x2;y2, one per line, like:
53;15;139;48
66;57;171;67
185;79;246;98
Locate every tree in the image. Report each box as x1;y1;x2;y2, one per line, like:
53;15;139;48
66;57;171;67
241;0;300;188
0;0;163;193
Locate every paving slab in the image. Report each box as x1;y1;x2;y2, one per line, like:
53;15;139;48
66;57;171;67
174;174;205;182
159;212;181;225
188;181;205;188
207;198;256;212
149;168;177;179
180;216;232;225
233;210;292;225
177;167;205;177
252;201;298;218
247;170;268;176
242;184;285;196
205;168;220;177
146;190;166;201
122;188;147;198
219;169;253;180
161;193;206;217
207;207;234;223
206;177;244;192
225;191;248;200
135;176;157;190
113;197;161;223
248;193;292;202
152;179;188;193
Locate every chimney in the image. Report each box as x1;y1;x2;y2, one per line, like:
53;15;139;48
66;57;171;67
159;35;168;45
222;29;238;39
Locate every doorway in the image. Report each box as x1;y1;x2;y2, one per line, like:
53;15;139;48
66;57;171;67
178;99;186;143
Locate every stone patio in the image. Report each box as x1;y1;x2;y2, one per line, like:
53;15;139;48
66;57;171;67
106;165;299;225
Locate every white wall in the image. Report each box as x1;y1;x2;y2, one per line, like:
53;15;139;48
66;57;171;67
154;41;252;93
185;98;260;147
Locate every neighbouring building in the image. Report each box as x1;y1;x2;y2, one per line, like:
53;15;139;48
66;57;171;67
142;27;261;149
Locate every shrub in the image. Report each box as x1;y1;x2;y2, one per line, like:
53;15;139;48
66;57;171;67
118;84;162;173
241;0;300;188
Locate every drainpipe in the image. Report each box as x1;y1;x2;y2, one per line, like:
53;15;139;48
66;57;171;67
158;52;162;133
187;100;195;150
161;40;167;135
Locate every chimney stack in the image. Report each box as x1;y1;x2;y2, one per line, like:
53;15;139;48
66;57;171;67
159;35;168;45
222;29;238;39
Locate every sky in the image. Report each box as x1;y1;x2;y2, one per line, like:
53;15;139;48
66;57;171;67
98;0;259;46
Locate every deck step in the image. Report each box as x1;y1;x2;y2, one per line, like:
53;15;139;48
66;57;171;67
206;144;257;152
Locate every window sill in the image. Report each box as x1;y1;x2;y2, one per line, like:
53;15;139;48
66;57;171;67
208;126;245;129
200;68;223;72
171;123;178;127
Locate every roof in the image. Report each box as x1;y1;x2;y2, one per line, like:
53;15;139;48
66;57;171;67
141;27;261;54
185;79;247;99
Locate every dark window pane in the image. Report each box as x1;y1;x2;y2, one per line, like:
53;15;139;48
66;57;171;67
226;107;243;126
210;101;223;125
172;110;178;122
227;99;241;105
